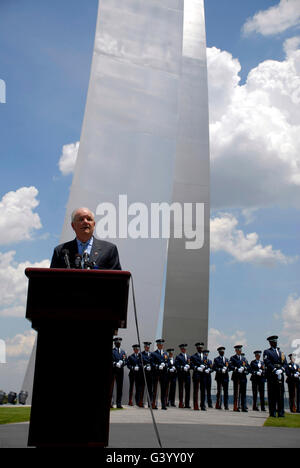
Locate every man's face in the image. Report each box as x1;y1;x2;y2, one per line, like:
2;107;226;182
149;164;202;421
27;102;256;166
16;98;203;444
197;347;203;354
236;349;242;356
219;350;225;357
157;343;163;351
115;341;121;349
72;208;95;242
144;345;150;352
133;347;139;354
255;353;261;360
180;348;186;354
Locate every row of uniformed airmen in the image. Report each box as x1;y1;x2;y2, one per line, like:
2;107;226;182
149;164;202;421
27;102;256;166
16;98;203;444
112;335;300;418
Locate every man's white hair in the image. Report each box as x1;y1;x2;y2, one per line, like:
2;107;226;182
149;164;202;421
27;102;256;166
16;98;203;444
71;207;95;223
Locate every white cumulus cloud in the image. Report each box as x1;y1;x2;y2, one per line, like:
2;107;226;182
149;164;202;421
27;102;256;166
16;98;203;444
207;43;300;210
210;213;296;266
0;251;50;317
281;294;300;345
0;187;42;245
58;141;79;175
5;330;36;358
208;328;248;351
243;0;300;36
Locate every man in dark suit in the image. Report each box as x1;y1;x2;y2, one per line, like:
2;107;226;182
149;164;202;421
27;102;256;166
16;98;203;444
213;346;230;410
50;207;121;270
263;335;287;418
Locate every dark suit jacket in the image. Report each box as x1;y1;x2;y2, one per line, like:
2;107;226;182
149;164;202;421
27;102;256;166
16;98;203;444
50;236;121;270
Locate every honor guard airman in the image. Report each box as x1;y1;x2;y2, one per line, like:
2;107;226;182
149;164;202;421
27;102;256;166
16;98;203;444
250;351;266;411
263;335;287;418
203;350;214;408
151;339;169;410
213;347;230;410
190;342;207;411
112;337;127;409
166;348;177;407
230;345;250;412
140;341;153;407
175;344;191;409
286;353;300;413
127;345;143;407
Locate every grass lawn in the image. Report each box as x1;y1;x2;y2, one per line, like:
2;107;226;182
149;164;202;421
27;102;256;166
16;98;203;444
264;413;300;428
0;406;121;425
0;407;31;425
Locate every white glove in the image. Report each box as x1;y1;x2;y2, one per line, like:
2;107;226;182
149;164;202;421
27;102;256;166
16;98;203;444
170;368;175;373
238;367;244;374
256;371;262;376
134;366;139;371
275;369;283;376
222;367;227;374
146;365;151;372
184;365;190;372
205;369;210;374
295;372;300;378
159;364;164;370
116;362;122;368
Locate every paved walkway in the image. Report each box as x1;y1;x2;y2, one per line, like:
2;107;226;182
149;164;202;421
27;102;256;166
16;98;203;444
110;405;267;427
1;407;300;448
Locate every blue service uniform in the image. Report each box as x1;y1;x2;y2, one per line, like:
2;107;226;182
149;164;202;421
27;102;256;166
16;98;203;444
190;352;207;410
250;359;266;411
175;353;191;408
204;357;214;408
213;355;230;409
140;350;153;406
166;356;177;407
151;350;169;409
263;347;287;417
230;354;250;411
112;347;127;407
286;361;300;413
127;352;143;406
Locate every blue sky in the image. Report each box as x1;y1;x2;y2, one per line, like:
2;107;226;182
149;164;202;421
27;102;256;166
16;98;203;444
0;0;300;389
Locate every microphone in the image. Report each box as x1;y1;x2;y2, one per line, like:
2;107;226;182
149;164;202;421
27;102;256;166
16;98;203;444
62;249;71;269
82;251;90;269
74;254;82;269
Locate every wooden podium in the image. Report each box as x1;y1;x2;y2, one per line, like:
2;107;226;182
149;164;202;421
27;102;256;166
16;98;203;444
25;268;131;447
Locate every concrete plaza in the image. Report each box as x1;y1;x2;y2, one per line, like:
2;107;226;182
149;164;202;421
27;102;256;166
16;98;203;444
1;406;300;448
